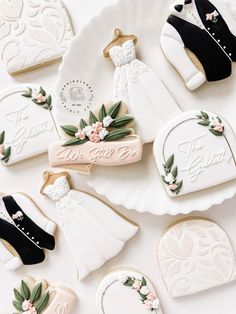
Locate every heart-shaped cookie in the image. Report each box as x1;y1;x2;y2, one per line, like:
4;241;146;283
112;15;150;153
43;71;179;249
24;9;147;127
96;269;163;314
157;218;236;297
0;84;59;165
153;110;236;197
0;0;73;74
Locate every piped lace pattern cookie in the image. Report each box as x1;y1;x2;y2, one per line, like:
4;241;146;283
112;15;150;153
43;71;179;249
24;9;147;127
157;219;236;297
0;0;73;74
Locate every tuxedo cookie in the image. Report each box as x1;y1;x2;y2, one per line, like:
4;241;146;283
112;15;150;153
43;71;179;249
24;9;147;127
161;0;236;90
0;0;73;74
12;276;77;313
0;84;59;166
153;110;236;197
157;218;236;297
96;269;163;313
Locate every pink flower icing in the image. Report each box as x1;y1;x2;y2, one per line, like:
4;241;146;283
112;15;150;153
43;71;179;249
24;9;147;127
132;279;142;290
169;183;178;191
147;291;156;301
22;300;33;311
89;132;101;143
75;131;86;140
35;93;46;103
213;122;224;133
92;122;103;133
0;144;4;154
23;306;37;314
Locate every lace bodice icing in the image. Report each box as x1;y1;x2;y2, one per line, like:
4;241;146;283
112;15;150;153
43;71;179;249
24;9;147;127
43;176;70;201
109;40;136;67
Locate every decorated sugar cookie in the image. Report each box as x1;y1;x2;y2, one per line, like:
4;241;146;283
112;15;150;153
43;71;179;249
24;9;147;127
96;269;163;314
0;84;59;166
157;218;236;297
153;110;236;197
40;171;139;280
0;0;73;74
12;276;77;313
0;192;56;270
104;29;181;143
48;101;143;173
160;0;236;90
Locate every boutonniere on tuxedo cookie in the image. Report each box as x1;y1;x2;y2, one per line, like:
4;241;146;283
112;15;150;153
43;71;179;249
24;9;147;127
154;110;236;197
206;10;219;23
12;276;77;314
48;101;143;173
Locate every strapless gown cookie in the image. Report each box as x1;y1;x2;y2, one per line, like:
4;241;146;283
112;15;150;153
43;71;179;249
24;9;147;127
104;29;181;143
0;0;73;74
12;276;77;314
96;269;163;314
41;171;139;280
154;110;236;197
0;84;59;166
157;218;236;297
0;192;56;270
161;0;236;90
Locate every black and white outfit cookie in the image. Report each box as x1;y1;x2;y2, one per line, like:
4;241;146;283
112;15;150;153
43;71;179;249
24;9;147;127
161;0;236;90
0;193;56;270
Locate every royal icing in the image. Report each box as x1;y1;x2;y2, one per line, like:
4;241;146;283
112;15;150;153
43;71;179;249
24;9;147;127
160;0;236;90
41;172;139;280
0;84;59;165
157;218;236;297
48;102;143;171
13;276;77;314
96;270;163;314
154;110;236;197
106;30;180;143
0;0;73;74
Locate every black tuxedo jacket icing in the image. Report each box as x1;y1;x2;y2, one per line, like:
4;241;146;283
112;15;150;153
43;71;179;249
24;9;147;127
161;0;236;89
0;195;55;265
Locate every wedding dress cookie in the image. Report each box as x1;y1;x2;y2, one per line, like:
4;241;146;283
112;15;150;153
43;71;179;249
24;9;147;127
157;218;236;297
103;29;181;143
49;101;143;173
41;171;139;280
12;276;77;314
0;0;73;74
153;110;236;197
96;269;163;314
160;0;236;90
0;84;58;165
0;192;56;270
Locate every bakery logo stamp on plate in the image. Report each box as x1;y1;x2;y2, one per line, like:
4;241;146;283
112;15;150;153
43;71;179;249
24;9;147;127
59;80;94;115
0;84;59;166
154;110;236;197
0;0;73;74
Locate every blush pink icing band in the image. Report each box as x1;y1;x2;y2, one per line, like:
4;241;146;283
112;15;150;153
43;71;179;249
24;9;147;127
48;135;143;167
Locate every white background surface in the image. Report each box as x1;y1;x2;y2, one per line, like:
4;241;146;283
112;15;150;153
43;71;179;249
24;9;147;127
1;0;236;313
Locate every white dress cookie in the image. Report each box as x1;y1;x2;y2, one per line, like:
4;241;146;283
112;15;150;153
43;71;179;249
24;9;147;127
153;110;236;197
0;0;73;74
157;218;236;297
0;84;59;165
41;172;139;280
96;269;163;314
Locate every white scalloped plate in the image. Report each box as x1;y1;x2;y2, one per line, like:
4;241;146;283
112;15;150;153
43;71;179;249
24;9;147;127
56;0;236;215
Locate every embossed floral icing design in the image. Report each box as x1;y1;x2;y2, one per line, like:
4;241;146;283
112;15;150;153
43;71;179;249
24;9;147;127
22;86;52;110
0;130;11;163
206;10;219;23
118;274;160;311
162;154;183;195
158;219;236;297
61;102;134;146
197;111;224;136
13;280;49;313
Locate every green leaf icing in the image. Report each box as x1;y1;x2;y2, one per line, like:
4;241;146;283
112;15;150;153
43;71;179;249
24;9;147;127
30;283;42;304
61;102;134;146
13;289;24;303
21;280;30;300
12;300;23;312
162;154;183;195
0;130;11;164
0;131;5;145
197;111;224;136
35;292;49;313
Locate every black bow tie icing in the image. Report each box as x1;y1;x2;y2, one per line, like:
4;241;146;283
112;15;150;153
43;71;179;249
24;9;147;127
174;4;183;12
184;0;192;5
